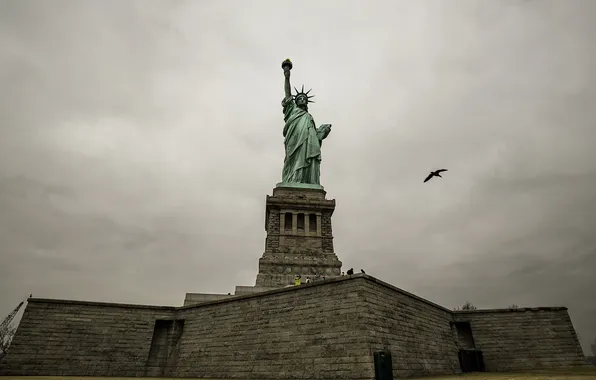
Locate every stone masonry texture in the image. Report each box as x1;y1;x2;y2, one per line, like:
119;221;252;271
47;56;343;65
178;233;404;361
0;274;586;379
183;293;233;306
359;279;460;378
0;300;177;377
453;308;587;372
256;187;342;288
174;278;372;379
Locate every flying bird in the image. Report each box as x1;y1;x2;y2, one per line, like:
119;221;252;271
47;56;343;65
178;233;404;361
424;169;448;183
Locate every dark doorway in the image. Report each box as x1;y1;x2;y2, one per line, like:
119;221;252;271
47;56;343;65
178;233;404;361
458;349;485;373
145;319;185;377
373;350;393;380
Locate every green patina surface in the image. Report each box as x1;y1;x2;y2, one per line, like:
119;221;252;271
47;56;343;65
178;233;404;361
280;59;332;187
275;181;324;190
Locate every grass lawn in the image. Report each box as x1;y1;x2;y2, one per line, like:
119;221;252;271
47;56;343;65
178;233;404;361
412;367;596;379
7;368;596;380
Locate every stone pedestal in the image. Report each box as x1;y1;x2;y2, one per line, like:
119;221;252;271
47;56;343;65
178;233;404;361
255;186;342;287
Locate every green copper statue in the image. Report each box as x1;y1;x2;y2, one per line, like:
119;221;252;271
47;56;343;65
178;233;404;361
278;59;332;188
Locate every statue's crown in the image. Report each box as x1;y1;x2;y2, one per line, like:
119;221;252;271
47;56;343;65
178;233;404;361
293;85;315;103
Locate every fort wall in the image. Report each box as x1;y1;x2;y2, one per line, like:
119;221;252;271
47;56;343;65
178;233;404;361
183;292;233;306
0;275;587;378
453;307;587;371
174;278;372;379
0;299;176;377
360;277;461;377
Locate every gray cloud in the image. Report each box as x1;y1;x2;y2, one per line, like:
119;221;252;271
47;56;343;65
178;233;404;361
1;0;595;354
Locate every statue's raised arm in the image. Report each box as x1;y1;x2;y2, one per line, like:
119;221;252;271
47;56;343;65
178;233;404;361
282;59;293;99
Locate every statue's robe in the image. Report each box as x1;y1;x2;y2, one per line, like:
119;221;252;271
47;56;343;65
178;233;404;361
281;96;330;184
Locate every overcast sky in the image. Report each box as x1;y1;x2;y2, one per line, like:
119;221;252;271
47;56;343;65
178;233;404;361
1;0;595;354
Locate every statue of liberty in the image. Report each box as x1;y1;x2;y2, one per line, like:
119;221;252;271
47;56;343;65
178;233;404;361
278;59;332;188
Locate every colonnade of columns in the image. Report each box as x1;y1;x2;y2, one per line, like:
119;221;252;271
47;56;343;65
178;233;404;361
279;211;322;236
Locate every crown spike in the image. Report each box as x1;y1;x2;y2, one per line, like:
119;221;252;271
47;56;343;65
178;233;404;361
301;84;305;93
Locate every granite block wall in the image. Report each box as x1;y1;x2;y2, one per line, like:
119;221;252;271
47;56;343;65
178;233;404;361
0;275;587;379
358;277;461;378
320;212;334;252
453;308;587;372
173;279;373;379
183;293;233;306
0;299;176;377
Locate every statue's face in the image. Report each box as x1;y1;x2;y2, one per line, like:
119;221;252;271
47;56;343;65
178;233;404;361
295;95;307;107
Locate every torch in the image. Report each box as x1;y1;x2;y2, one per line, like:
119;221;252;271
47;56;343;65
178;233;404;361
282;58;293;74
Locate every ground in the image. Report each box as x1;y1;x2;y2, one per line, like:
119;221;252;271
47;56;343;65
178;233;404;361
7;369;596;380
414;368;596;379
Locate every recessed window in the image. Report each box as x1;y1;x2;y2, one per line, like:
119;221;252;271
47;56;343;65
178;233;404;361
452;321;476;349
309;214;317;232
284;212;292;230
297;213;305;231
